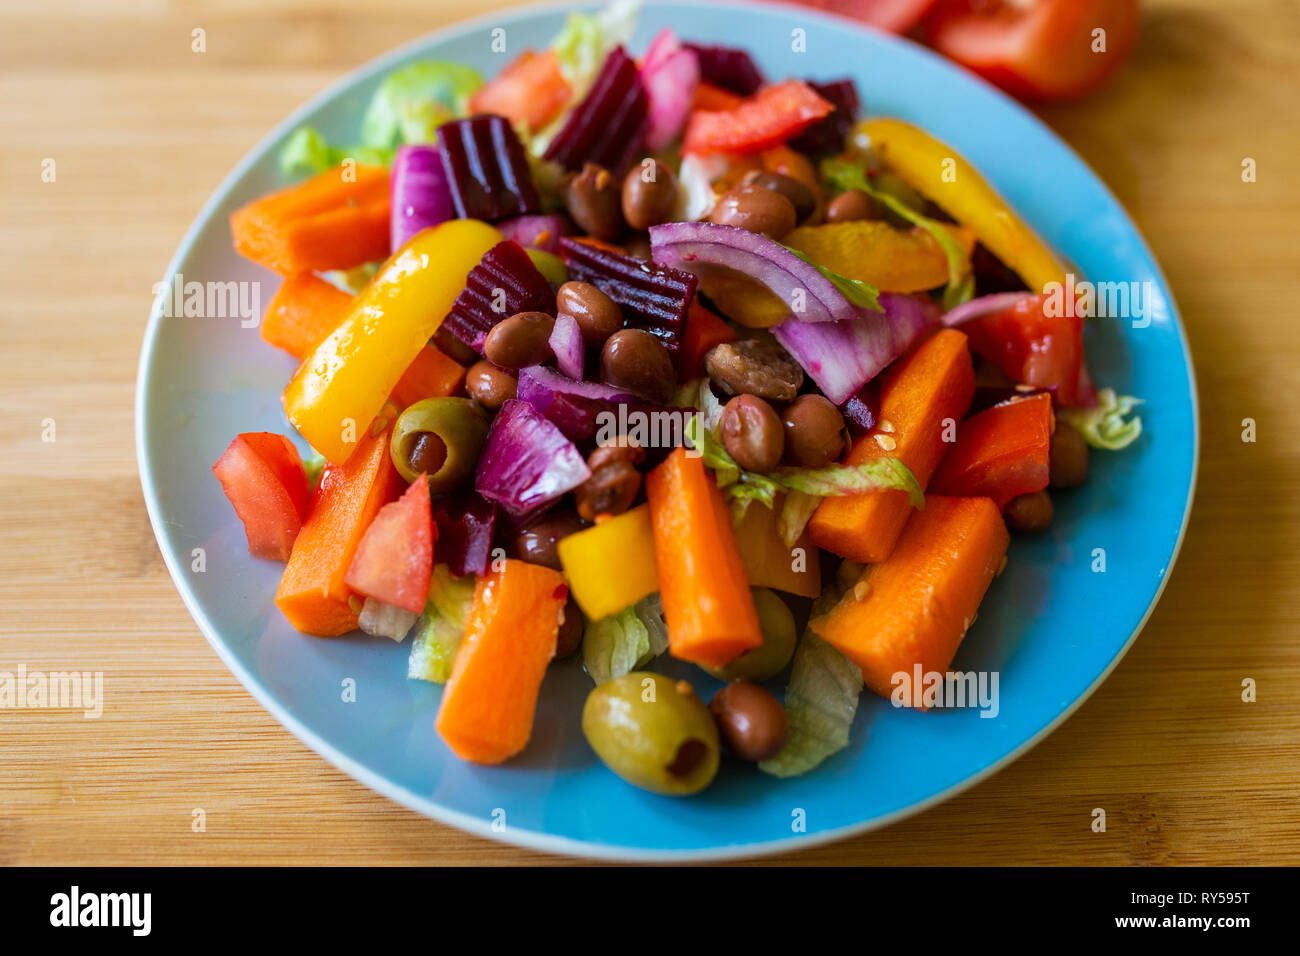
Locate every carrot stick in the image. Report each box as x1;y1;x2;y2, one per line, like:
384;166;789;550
929;393;1053;507
435;559;567;764
274;427;402;635
808;329;975;563
231;164;391;276
677;300;736;379
645;448;763;668
389;345;467;408
468;49;572;131
811;495;1010;700
260;273;351;357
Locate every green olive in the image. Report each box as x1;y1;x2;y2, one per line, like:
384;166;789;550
582;672;720;796
389;397;490;489
705;588;797;683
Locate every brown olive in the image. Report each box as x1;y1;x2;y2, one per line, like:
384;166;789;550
709;681;788;762
564;162;624;240
465;360;518;410
600;329;675;403
510;509;587;570
575;460;642;521
708;183;798;239
742;170;815;222
483;311;555;370
1005;490;1054;533
555;596;584;659
405;431;448;477
556;280;624;347
621;159;678;230
825;188;882;224
705;339;803;402
1049;421;1090;489
781;394;849;468
720;394;784;473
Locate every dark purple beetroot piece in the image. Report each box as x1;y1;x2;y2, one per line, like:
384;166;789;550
432;493;499;577
441;240;556;355
683;42;765;96
558;237;697;354
790;78;860;156
437;114;541;222
544;46;648;173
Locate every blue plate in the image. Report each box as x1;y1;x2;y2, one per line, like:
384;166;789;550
135;0;1198;860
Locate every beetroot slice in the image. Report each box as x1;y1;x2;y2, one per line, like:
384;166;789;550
544;46;648;173
436;114;541;222
682;43;765;96
431;493;498;578
790;78;860;156
442;240;556;354
558;237;697;355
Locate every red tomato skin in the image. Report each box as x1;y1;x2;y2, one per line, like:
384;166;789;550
212;433;311;561
344;475;434;614
682;80;834;155
964;294;1084;407
784;0;940;34
930;393;1053;507
923;0;1140;103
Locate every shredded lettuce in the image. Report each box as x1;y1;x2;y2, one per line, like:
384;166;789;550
359;597;419;642
787;247;881;312
407;564;477;683
360;61;483;149
582;593;669;685
278;126;393;178
1060;388;1144;450
302;449;327;493
822;156;974;310
321;262;380;295
758;632;864;778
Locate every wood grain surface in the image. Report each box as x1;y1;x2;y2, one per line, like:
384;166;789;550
2;0;1297;866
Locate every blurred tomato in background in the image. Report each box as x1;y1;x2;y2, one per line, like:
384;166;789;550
780;0;1141;104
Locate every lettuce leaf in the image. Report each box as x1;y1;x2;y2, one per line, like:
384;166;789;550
787;247;881;312
582;593;668;685
279;126;393;178
407;564;477;683
821;156;974;310
758;632;864;778
360;61;484;149
1059;388;1143;450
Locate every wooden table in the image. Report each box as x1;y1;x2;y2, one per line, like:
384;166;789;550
2;0;1296;866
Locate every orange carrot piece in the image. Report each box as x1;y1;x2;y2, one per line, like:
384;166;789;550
274;428;402;636
468;49;572;131
731;495;821;599
692;80;744;112
811;495;1010;700
645;448;763;668
435;560;567;764
231;164;391;276
677;300;736;379
929;392;1053;507
389;345;467;408
260;273;352;358
809;329;976;563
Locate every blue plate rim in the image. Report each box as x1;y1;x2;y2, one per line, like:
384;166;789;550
134;0;1200;862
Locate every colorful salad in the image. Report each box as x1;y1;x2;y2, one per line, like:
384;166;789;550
212;2;1142;795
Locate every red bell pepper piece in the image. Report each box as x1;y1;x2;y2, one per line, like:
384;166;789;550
929;392;1053;507
964;293;1084;406
677;300;737;379
344;474;436;614
212;433;311;561
682;80;835;155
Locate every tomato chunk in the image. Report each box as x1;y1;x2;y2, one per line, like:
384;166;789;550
930;392;1053;507
965;294;1084;406
212;433;311;561
682;80;834;155
922;0;1140;102
467;49;572;131
784;0;939;34
344;474;435;614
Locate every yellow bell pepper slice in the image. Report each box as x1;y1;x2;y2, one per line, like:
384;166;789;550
284;219;502;463
854;118;1068;292
783;220;976;294
558;504;659;620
